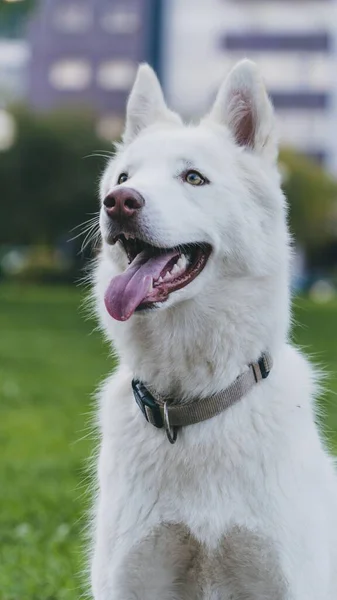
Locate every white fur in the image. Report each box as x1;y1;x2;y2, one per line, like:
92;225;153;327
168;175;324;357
91;61;337;599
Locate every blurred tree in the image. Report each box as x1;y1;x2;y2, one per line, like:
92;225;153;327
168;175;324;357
280;150;337;267
0;106;112;253
0;0;36;38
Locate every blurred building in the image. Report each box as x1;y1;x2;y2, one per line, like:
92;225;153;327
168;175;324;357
24;0;337;174
27;0;163;140
164;0;337;173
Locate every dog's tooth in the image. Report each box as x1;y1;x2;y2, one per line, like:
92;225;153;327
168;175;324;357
171;264;180;275
177;255;187;271
180;254;187;268
176;255;186;271
158;276;163;283
163;272;171;282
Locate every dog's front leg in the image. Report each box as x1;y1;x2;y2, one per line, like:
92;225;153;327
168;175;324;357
91;519;201;600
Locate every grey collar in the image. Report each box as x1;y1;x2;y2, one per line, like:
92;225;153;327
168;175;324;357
132;352;273;444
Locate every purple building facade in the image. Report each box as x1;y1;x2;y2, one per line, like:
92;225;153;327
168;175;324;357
27;0;163;138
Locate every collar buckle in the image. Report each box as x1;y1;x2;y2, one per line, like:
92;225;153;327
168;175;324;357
163;402;178;444
252;352;272;382
132;379;164;428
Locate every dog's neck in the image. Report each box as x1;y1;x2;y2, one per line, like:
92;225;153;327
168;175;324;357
108;273;290;403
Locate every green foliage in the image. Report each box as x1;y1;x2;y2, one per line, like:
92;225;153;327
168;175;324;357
0;106;112;249
0;0;35;13
280;150;337;260
0;284;337;598
0;0;36;38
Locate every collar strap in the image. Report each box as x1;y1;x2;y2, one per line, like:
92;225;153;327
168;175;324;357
132;352;272;444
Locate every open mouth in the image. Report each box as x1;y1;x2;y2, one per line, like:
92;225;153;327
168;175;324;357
104;234;212;321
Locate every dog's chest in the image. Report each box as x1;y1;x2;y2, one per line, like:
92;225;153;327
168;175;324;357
93;363;308;599
97;381;280;556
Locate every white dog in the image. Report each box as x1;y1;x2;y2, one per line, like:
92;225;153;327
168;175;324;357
91;60;337;599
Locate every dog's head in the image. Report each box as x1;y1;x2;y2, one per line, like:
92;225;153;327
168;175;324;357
98;61;288;326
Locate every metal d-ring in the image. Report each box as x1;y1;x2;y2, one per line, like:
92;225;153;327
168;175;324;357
163;402;178;444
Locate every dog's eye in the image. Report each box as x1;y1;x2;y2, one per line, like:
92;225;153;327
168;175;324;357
117;173;128;184
184;170;207;186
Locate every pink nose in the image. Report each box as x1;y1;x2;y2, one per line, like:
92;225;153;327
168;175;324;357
103;187;145;220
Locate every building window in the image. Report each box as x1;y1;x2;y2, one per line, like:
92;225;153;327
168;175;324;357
53;4;92;33
223;32;329;52
270;91;328;109
100;7;140;34
96;115;124;141
97;60;136;90
49;60;92;91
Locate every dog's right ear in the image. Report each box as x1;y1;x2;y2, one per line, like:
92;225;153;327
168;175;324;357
207;60;277;162
123;64;182;145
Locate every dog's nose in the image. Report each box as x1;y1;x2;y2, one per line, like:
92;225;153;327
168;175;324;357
103;187;145;220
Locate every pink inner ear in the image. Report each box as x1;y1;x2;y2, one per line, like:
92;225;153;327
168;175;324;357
229;91;256;149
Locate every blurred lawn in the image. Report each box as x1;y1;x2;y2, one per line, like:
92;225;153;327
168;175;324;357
0;285;111;600
0;285;337;600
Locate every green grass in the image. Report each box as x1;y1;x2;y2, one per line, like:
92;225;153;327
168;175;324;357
292;297;337;448
0;285;112;600
0;285;337;599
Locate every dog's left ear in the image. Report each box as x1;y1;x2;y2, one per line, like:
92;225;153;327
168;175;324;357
207;60;277;161
123;64;182;145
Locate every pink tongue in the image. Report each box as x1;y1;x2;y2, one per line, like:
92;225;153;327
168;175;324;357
104;249;179;321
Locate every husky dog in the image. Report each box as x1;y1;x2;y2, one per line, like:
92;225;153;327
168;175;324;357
91;61;337;599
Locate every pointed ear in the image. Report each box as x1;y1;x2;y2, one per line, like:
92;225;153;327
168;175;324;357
207;60;277;161
122;63;182;144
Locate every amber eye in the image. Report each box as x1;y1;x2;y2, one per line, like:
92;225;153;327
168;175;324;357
117;173;128;184
184;170;206;186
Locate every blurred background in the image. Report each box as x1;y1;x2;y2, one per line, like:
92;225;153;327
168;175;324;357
1;1;337;599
